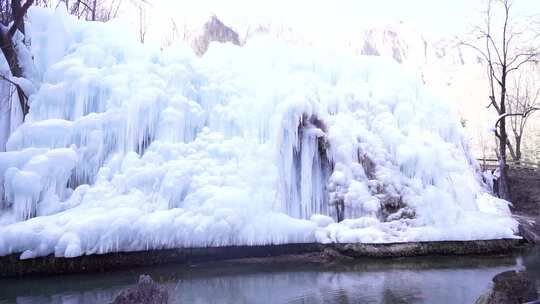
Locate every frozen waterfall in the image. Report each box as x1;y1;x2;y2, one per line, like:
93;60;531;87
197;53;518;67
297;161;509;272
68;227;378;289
0;8;518;259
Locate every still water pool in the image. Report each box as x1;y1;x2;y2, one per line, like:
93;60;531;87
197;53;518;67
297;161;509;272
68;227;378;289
1;248;539;304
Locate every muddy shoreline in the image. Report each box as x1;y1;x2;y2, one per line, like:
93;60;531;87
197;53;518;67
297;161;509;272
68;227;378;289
0;239;526;277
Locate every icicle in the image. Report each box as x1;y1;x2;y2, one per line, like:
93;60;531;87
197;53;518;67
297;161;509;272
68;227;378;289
278;113;331;219
0;9;518;256
5;168;41;221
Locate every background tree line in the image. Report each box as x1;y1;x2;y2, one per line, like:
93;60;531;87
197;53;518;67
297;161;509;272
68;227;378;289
463;0;539;200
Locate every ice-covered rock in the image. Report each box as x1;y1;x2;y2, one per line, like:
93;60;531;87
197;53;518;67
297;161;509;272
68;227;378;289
0;7;518;259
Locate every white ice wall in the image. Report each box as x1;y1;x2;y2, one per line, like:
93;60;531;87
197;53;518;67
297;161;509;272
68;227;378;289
0;8;518;259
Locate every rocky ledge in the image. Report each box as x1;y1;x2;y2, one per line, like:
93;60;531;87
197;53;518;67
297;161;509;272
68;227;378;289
0;239;525;277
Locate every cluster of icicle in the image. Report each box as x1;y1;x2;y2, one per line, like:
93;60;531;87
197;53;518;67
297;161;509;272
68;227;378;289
0;8;517;258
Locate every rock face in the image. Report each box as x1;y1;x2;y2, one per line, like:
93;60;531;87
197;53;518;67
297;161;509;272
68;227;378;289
510;168;540;244
192;15;241;56
475;270;538;304
361;27;418;64
111;275;168;304
510;168;540;217
517;215;540;244
358;24;469;67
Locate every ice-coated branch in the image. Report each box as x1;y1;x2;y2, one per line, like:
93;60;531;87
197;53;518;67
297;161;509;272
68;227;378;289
0;73;28;100
493;107;540;130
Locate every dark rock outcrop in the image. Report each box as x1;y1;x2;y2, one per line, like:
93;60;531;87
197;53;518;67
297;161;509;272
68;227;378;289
516;215;540;244
361;28;406;63
192;15;241;56
509;168;540;217
111;275;168;304
475;270;538;304
509;168;540;244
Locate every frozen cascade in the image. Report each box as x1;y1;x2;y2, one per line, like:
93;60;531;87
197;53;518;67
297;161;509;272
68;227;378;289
278;114;331;219
0;8;518;258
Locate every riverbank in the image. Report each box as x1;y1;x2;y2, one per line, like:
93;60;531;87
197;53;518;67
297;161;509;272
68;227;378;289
0;239;525;277
1;245;531;304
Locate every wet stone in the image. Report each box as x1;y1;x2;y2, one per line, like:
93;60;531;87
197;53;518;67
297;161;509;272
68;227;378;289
476;270;538;304
111;275;168;304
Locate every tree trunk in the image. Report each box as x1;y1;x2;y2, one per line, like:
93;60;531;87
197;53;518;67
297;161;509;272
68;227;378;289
498;74;510;200
11;0;25;40
91;0;97;21
499;126;510;200
0;28;28;117
506;138;517;161
515;135;522;162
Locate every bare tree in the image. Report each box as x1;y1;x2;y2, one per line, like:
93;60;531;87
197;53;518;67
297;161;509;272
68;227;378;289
462;0;539;200
33;0;51;7
137;1;147;44
59;0;124;21
0;0;35;118
161;18;181;49
506;63;540;161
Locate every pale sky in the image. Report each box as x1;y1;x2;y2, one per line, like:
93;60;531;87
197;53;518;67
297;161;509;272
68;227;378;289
119;0;540;45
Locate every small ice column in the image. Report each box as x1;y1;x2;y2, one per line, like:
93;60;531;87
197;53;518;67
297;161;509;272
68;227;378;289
300;127;329;217
279;114;331;220
124;94;163;155
4;168;42;220
3;147;78;221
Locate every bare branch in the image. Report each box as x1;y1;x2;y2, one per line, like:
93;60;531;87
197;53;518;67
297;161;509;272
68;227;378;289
507;53;539;73
494;107;540;128
460;41;490;62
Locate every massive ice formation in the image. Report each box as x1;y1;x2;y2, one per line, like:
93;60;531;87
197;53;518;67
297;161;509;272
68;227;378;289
0;8;517;258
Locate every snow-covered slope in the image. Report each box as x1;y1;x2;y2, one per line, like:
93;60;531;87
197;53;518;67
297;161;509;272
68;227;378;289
0;8;517;259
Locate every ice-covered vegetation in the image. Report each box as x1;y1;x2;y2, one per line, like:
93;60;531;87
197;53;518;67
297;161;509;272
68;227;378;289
0;8;518;259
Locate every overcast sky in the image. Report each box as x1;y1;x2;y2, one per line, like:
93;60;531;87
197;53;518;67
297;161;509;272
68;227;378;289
120;0;540;45
152;0;481;35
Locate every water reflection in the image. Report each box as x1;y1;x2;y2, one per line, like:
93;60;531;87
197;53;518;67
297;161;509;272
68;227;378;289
524;248;540;279
172;267;511;304
1;250;535;304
